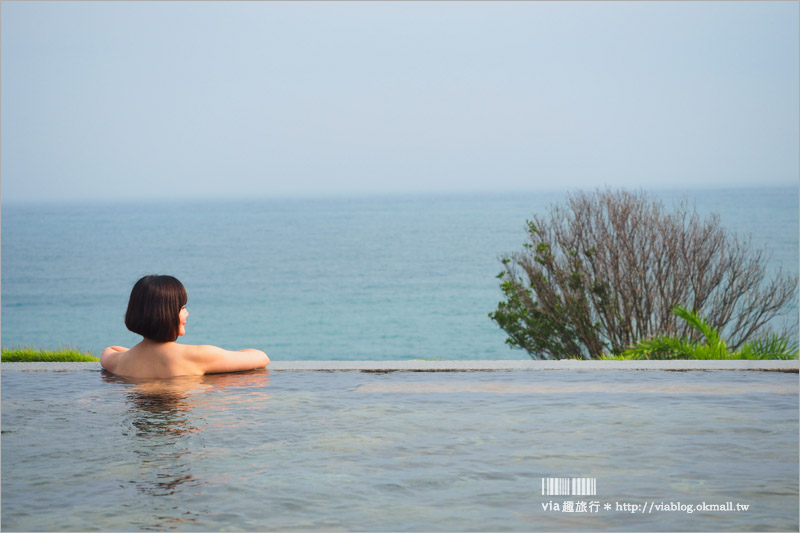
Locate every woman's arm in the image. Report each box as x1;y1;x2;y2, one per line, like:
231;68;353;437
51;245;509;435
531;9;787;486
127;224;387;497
100;346;128;371
186;345;269;375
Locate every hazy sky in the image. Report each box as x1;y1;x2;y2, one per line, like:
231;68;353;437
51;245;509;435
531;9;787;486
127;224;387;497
1;1;798;203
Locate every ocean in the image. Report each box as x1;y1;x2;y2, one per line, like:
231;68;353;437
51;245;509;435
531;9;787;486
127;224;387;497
1;187;797;360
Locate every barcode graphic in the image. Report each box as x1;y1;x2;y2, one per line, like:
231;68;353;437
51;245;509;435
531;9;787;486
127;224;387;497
541;477;596;496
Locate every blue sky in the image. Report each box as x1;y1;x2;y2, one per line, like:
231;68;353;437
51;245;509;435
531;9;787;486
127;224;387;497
1;1;798;202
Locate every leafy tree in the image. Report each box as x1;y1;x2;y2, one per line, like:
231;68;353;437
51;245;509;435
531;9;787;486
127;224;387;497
490;189;798;360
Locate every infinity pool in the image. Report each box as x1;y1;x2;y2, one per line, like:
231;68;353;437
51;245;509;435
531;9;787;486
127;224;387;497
2;367;797;531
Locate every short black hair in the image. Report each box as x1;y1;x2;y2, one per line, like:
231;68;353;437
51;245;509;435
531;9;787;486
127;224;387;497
125;275;187;342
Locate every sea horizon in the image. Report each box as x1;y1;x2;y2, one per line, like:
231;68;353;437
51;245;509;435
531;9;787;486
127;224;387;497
2;185;797;359
3;182;798;207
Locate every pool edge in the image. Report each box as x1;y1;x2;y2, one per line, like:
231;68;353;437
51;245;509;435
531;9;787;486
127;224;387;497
2;360;798;372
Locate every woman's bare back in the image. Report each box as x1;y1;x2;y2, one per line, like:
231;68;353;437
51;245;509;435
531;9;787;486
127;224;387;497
101;341;269;378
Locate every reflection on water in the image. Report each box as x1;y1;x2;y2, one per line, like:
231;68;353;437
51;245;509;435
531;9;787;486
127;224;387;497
100;370;271;521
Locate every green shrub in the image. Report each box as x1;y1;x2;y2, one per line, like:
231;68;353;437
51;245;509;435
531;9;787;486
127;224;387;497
612;307;798;360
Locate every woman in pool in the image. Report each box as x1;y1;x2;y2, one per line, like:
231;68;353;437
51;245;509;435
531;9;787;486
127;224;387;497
101;275;269;378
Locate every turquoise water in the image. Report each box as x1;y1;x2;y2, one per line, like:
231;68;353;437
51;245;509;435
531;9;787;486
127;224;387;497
1;187;797;359
1;368;797;531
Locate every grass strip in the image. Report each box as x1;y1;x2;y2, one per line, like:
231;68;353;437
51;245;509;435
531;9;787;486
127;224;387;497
1;346;99;362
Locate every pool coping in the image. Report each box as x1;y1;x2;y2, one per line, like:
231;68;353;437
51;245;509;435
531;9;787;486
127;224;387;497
2;360;798;372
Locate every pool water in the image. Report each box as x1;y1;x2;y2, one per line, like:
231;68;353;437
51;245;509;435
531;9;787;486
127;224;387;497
2;368;798;531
